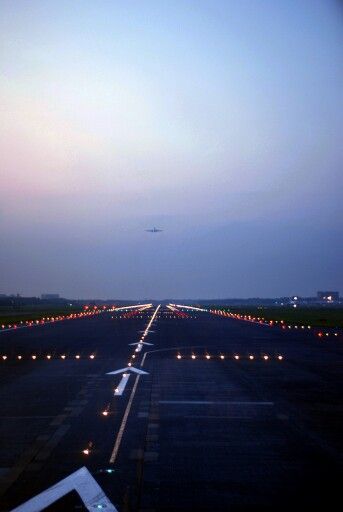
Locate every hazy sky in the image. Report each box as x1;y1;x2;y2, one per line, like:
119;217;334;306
1;0;342;299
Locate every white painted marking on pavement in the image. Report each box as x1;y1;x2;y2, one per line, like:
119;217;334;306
11;466;117;512
106;366;148;375
114;373;130;396
129;341;153;346
108;305;159;464
109;347;150;464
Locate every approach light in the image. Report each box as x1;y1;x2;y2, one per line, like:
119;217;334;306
83;442;93;455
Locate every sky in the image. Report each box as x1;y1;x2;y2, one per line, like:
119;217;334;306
1;0;342;299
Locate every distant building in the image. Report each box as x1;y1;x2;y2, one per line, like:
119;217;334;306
317;291;339;302
41;294;60;300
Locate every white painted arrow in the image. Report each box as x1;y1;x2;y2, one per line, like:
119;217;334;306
11;466;117;512
129;341;153;346
113;373;130;395
106;366;149;375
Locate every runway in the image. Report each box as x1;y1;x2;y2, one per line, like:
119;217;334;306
0;305;342;511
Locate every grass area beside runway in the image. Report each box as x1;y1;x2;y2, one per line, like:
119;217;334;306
209;306;343;329
0;306;84;327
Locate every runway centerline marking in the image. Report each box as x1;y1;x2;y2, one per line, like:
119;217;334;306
109;304;160;464
109;352;148;464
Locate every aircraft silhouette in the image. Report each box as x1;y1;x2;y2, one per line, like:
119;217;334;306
145;227;163;233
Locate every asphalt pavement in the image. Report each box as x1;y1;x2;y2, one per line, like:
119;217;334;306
0;306;342;511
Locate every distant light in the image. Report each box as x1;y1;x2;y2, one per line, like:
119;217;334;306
32;355;37;360
75;354;80;359
82;449;90;455
89;354;95;359
277;355;283;360
47;355;51;359
177;354;182;359
263;355;269;360
249;355;254;360
2;355;7;360
206;354;211;360
220;355;225;360
17;355;22;360
61;355;66;359
191;354;196;359
234;355;240;360
293;304;297;308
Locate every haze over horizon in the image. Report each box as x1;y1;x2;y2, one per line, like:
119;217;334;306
1;0;342;299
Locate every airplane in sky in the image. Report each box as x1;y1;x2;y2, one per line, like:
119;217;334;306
145;227;163;233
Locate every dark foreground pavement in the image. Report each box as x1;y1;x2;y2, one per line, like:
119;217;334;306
0;307;342;511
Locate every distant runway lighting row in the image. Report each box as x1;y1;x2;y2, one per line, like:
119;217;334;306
170;303;207;312
114;304;153;312
0;307;111;333
210;310;341;339
176;353;284;361
1;354;96;361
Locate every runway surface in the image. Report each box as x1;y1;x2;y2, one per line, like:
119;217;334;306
0;305;342;511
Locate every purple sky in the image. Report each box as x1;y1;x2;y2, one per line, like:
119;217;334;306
1;0;342;299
